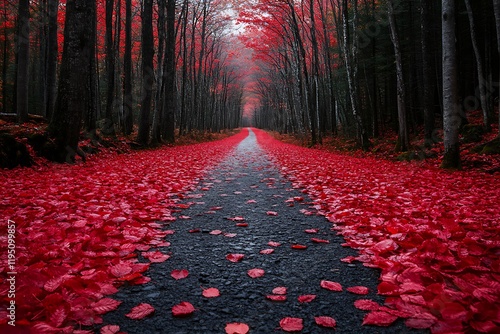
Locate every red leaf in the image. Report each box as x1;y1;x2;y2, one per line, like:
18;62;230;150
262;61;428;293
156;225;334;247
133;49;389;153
142;251;170;263
228;216;245;221
172;301;195;317
315;316;336;328
171;269;189;280
405;313;438;329
202;287;220;298
210;229;222;235
236;223;249;227
311;238;329;244
377;281;399;296
362;311;398;326
268;241;281;247
266;211;278;216
266;295;287;301
291;244;307;250
110;263;132;278
225;322;250;334
279;317;303;332
347;286;369;295
189;228;201;233
354;299;380;311
101;325;120;334
340;256;356;263
247;268;265;278
224;233;237;238
92;298;122;315
320;280;343;291
226;253;245;262
246;199;257;204
298;294;316;303
304;229;318;234
125;303;155;320
272;287;287;295
260;248;274;254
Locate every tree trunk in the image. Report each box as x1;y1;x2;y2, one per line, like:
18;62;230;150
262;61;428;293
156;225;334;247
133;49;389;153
48;0;94;162
464;0;491;132
420;0;435;146
494;0;500;137
45;0;59;120
388;0;409;152
441;0;461;169
86;0;98;137
16;0;29;123
164;0;176;142
123;0;133;135
104;0;116;135
136;0;154;145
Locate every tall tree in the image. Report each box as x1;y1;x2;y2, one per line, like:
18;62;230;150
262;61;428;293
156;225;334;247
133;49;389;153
387;0;409;152
494;0;500;137
137;0;154;145
48;0;95;162
420;0;435;146
16;0;29;123
163;0;176;142
464;0;491;132
123;0;133;135
45;0;59;120
104;0;116;135
441;0;460;168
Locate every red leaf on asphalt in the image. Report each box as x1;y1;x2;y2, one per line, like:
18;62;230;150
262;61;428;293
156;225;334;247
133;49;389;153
226;253;245;262
298;294;316;303
340;256;356;263
225;322;250;334
228;216;245;221
280;317;304;332
247;268;265;278
101;325;120;334
172;302;195;317
92;298;122;315
305;229;319;234
311;238;330;244
347;286;369;295
260;248;274;254
125;303;155;320
272;287;287;295
315;316;336;328
210;229;222;235
354;299;380;311
210;206;223;210
266;211;278;216
236;223;248;227
266;295;287;301
321;280;343;291
189;228;201;233
202;287;220;298
142;251;170;263
224;233;237;238
291;244;307;250
109;263;132;278
246;199;257;204
268;241;281;247
362;311;398;326
178;215;191;219
171;269;189;280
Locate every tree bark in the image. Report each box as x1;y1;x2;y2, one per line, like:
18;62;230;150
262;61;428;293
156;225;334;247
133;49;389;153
420;0;435;146
163;0;176;142
441;0;461;169
104;0;116;135
494;0;500;137
48;0;94;162
387;0;409;152
16;0;29;123
123;0;133;135
45;0;59;120
137;0;154;145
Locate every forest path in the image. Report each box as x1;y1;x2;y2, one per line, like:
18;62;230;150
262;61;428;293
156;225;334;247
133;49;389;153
102;129;423;333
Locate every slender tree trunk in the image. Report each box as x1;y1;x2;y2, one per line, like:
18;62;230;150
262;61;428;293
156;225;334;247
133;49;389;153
48;0;94;162
45;0;59;120
494;0;500;137
441;0;461;169
137;0;154;145
2;2;9;114
16;0;29;123
122;0;133;135
421;0;435;146
104;0;116;135
388;0;409;152
163;0;176;142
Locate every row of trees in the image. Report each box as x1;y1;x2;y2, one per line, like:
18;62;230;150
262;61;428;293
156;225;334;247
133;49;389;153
3;0;244;161
242;0;500;168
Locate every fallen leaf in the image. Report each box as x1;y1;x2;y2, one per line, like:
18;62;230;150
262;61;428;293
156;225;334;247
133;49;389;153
92;298;122;315
280;317;303;332
125;303;155;320
354;299;380;311
226;253;245;262
210;229;223;235
298;294;316;303
260;248;274;254
304;229;319;234
202;287;220;298
224;233;237;238
272;287;287;295
100;325;120;334
266;295;287;301
291;244;307;250
172;301;195;317
347;286;369;295
362;311;398;326
247;268;265;278
246;199;257;204
171;269;189;280
320;280;343;291
225;322;250;334
266;211;278;216
311;238;330;244
236;222;249;227
315;316;336;328
268;241;281;247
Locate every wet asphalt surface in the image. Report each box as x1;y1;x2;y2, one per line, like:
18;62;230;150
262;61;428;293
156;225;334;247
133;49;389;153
101;129;426;333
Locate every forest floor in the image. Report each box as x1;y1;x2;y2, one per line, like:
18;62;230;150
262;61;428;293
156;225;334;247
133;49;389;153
1;128;499;333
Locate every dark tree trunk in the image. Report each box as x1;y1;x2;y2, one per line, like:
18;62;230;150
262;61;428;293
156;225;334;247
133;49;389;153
16;0;29;123
421;0;435;146
104;0;116;135
48;0;94;162
136;0;154;145
163;0;176;143
494;0;500;137
123;0;133;135
46;0;59;120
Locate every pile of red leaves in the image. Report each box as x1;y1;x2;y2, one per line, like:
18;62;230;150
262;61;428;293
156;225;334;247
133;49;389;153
255;128;500;333
0;129;247;332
